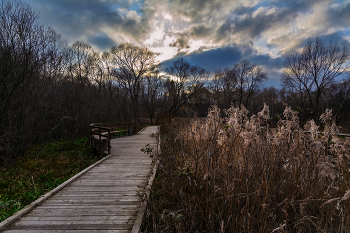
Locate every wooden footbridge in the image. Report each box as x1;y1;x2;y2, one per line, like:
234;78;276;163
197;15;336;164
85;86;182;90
0;125;159;232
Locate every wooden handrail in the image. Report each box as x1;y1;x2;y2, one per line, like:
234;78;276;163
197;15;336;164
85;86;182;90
90;121;141;157
90;125;111;156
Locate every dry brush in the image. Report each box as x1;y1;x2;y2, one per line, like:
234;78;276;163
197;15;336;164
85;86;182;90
144;104;350;232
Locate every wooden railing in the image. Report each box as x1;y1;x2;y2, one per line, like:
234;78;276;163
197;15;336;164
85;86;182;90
90;125;111;157
90;122;140;157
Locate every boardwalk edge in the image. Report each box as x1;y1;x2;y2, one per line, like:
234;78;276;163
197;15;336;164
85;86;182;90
131;125;160;233
0;154;112;231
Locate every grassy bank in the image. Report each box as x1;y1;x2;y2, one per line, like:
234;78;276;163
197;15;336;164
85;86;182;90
0;138;99;222
143;105;350;232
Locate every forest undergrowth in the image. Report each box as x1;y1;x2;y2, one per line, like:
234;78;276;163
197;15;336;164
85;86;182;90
0;138;99;222
143;104;350;232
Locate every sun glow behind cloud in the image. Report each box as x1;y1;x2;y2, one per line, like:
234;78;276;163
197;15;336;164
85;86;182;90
25;0;350;87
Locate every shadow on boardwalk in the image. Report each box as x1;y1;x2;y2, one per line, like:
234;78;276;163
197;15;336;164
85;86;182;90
1;126;159;233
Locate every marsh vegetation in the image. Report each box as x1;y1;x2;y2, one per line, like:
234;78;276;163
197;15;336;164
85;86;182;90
143;105;350;232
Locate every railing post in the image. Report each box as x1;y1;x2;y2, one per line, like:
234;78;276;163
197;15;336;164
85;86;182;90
108;128;111;155
90;125;93;147
99;128;102;157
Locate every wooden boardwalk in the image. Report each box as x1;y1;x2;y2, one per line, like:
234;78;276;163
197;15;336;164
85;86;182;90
2;126;159;233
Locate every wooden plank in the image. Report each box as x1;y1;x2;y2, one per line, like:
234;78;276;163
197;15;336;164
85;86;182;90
45;197;140;201
87;165;152;168
21;216;136;221
55;190;141;193
52;193;141;197
43;200;141;205
55;190;142;193
7;224;133;230
86;167;151;170
73;179;148;183
69;183;146;187
53;193;139;198
63;186;143;190
89;165;152;168
73;177;148;180
13;219;134;226
76;177;149;181
57;187;142;191
36;205;139;209
86;169;151;173
87;161;151;164
90;159;152;163
93;160;152;164
28;209;137;216
5;230;129;233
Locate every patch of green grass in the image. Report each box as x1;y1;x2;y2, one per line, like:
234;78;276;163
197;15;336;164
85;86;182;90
0;138;99;222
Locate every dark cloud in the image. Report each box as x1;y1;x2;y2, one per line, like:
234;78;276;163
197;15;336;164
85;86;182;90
24;0;152;42
171;0;223;22
215;1;313;44
162;45;285;87
163;46;244;71
249;55;283;87
169;33;190;51
249;55;283;70
88;33;116;51
28;0;117;33
327;1;350;26
190;24;212;39
292;32;350;51
162;45;242;72
232;5;254;15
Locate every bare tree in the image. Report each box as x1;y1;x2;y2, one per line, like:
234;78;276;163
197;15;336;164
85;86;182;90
234;59;267;109
110;43;158;120
165;58;209;120
282;38;349;118
141;68;165;124
66;41;96;88
100;52;115;93
243;65;267;109
210;68;237;109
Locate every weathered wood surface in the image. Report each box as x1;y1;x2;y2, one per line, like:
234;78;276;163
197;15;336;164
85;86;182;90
3;126;158;232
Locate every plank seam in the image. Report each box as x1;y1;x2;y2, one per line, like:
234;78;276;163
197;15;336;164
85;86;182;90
0;154;112;231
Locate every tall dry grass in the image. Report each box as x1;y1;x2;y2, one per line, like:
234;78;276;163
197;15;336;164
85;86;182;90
143;104;350;232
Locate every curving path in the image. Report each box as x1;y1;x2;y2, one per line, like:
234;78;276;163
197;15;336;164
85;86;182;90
1;126;159;233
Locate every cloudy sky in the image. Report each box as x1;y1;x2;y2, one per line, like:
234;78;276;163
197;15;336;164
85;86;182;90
24;0;350;87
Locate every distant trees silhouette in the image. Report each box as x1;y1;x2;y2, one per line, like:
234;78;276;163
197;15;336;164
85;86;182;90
110;43;159;121
165;58;210;120
0;0;67;164
210;59;267;111
1;0;349;166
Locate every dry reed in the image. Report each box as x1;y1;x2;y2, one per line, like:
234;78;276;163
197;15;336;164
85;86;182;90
143;104;350;232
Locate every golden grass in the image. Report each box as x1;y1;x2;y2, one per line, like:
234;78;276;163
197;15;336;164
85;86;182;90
143;105;350;232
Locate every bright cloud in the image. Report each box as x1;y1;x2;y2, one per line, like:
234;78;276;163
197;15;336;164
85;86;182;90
24;0;350;87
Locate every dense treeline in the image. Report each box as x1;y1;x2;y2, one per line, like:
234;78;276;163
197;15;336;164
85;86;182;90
1;0;350;165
